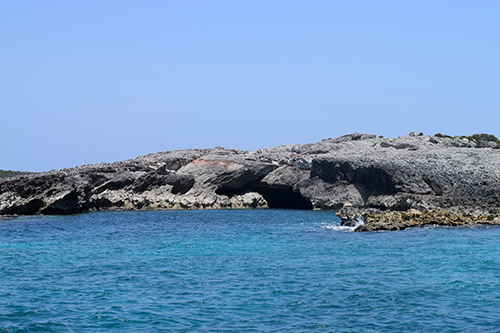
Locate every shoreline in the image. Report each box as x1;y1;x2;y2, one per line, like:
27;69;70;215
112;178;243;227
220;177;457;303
2;132;500;232
337;207;500;232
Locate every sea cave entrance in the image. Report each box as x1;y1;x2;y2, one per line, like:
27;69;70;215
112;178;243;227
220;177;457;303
216;184;313;210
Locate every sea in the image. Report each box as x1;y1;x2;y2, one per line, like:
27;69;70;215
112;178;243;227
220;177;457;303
1;209;500;332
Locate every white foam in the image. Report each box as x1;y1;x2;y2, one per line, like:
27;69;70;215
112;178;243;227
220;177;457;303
323;225;356;232
322;216;364;232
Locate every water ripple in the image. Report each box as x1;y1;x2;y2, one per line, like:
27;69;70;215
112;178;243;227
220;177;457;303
1;210;500;332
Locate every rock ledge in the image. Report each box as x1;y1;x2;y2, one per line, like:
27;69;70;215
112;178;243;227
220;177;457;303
2;132;500;231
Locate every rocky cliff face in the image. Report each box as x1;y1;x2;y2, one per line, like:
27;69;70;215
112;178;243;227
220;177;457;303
2;133;500;231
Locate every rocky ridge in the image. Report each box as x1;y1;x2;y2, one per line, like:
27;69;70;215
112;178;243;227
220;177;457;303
2;132;500;231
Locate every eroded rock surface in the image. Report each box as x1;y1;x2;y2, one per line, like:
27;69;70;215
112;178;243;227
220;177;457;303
2;132;500;231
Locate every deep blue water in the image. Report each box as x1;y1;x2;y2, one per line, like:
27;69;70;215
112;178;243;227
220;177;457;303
1;210;500;332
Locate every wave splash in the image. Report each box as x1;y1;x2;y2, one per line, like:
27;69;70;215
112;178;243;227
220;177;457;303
322;215;364;232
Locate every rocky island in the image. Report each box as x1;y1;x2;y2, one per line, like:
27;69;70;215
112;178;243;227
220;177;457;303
2;132;500;231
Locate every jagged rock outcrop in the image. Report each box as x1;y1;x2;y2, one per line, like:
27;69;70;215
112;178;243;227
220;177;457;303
2;132;500;231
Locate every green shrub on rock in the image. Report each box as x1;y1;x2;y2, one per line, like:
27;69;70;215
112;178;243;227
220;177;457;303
434;133;453;139
434;133;500;149
0;170;35;179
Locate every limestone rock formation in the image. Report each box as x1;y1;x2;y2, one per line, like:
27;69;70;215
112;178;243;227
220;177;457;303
2;132;500;231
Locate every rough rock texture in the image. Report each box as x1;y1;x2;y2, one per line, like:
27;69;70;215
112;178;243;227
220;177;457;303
2;132;500;231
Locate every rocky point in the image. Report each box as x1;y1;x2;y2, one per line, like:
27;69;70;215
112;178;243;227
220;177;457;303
2;132;500;231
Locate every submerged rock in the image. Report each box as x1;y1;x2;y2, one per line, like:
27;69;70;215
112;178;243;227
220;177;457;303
2;132;500;231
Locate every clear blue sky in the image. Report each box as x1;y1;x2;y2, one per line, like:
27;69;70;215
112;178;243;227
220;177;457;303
1;1;499;171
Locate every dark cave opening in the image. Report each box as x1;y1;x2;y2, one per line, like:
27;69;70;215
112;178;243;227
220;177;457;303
216;184;313;210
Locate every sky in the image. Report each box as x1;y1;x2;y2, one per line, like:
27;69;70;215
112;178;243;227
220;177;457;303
1;1;499;172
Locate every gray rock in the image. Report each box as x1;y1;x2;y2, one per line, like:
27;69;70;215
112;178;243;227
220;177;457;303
2;133;500;226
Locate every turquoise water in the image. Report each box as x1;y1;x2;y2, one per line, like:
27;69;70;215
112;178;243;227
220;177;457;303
1;210;500;332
